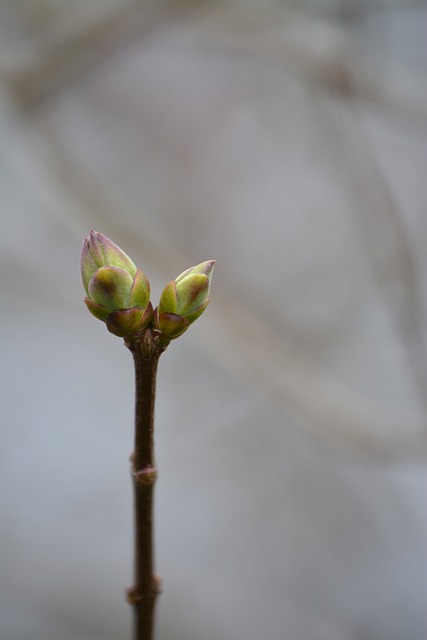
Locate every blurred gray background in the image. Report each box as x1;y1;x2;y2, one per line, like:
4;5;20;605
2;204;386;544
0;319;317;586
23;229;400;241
1;1;427;639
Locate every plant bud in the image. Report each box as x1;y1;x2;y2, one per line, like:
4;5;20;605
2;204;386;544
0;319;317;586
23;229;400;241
81;231;152;337
155;260;215;339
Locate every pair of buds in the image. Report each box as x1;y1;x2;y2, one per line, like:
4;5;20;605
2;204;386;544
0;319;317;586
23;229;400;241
81;231;215;340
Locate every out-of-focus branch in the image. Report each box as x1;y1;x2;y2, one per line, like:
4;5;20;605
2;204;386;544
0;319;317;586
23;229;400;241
0;0;199;107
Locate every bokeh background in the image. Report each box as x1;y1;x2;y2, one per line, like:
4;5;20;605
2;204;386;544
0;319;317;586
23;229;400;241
1;1;427;639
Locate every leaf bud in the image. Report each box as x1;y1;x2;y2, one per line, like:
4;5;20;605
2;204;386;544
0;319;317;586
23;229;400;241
155;260;215;340
81;231;153;337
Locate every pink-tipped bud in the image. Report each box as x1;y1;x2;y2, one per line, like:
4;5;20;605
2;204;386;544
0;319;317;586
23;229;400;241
80;231;152;337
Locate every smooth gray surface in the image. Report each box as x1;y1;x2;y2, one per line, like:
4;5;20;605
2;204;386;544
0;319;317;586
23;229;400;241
1;2;427;639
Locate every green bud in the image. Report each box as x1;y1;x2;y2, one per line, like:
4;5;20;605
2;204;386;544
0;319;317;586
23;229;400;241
155;260;215;340
81;231;152;337
81;231;137;295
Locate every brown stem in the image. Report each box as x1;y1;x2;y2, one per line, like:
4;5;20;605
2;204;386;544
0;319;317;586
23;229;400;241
126;327;168;640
